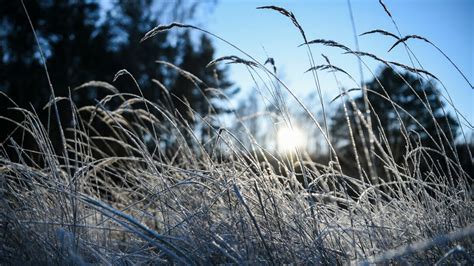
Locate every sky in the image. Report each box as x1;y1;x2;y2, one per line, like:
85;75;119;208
204;0;473;129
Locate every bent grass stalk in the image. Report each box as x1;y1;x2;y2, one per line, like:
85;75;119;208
0;2;472;265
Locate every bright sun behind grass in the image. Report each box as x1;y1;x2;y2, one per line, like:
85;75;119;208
277;125;306;153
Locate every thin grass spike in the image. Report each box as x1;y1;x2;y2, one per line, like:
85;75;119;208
257;5;307;42
360;29;400;40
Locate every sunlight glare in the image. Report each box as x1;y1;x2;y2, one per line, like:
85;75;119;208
277;125;306;153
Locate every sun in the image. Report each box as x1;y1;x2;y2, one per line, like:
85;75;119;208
277;125;306;153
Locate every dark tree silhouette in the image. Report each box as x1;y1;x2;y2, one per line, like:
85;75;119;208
0;0;112;162
0;0;234;158
331;66;460;180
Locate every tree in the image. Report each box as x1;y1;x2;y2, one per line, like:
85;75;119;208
330;66;459;180
0;0;234;157
0;0;112;159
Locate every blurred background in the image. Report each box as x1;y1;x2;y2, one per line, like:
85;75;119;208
0;0;472;176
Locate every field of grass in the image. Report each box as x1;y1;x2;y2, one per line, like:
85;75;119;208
1;3;472;265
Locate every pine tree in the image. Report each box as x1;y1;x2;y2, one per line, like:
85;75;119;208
331;66;459;179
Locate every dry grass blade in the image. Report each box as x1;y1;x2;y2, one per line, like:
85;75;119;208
360;29;400;40
42;97;69;110
113;69;134;82
378;0;393;18
344;50;384;62
320;54;357;83
264;57;277;73
306;65;351;78
140;22;194;42
74;81;119;94
301;39;351;52
264;57;275;66
257;5;307;42
388;60;440;81
330;88;362;103
207;55;258;68
344;50;439;81
388;34;430;52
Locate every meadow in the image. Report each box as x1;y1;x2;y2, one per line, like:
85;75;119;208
0;2;472;265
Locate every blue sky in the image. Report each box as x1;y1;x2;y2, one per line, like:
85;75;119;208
204;0;473;128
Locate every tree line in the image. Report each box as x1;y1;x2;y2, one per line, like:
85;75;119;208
0;0;234;158
1;0;471;182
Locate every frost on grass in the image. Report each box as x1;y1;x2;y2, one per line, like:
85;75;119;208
1;3;473;266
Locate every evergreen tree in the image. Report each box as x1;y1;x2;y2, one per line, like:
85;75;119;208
331;66;459;179
0;0;234;156
0;0;112;155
